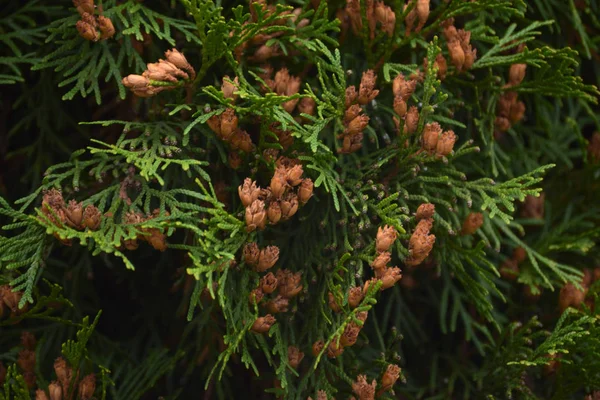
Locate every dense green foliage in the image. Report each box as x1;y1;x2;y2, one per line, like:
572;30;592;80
1;0;600;399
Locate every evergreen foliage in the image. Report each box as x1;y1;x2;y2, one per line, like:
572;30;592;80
1;0;600;399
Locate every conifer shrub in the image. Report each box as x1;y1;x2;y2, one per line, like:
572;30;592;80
1;0;600;399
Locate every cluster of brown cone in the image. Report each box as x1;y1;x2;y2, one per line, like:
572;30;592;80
73;0;115;42
0;285;27;318
239;157;313;232
40;189;102;246
36;357;96;400
349;364;401;399
120;209;169;252
339;70;379;153
312;311;368;359
405;204;435;266
122;49;195;97
495;46;527;134
442;18;477;73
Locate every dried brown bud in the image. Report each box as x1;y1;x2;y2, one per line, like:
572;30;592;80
265;295;289;313
521;194;545;219
340;131;363;154
404;106;419;134
270;171;288;199
257;246;279;272
267;201;282;224
249;288;264;305
288;346;305;369
298;179;314;204
238;178;261;207
357;70;379;105
406;218;435;266
219;108;238;140
421;123;442;153
243;242;260;266
76;19;98;41
78;374;96;400
222;75;239;100
73;0;95;15
508;63;526;86
280;193;299;220
328;292;341;313
63;200;83;228
98;16;115;40
435;53;448;79
260;272;278;294
277;269;303;298
340;323;360;347
82;205;102;230
21;332;36;350
164;49;195;79
371;251;391;271
35;390;49;400
461;212;484;235
245;200;267;232
393;73;417;100
435;130;457;157
348;286;363;308
312;340;325;357
376;225;397;253
380;364;401;393
251;314;276;333
346;115;370;136
380;267;402;290
404;5;417;36
416;203;435;220
352;375;376;400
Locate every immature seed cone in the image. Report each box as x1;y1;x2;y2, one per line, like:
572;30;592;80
416;203;435;220
17;350;35;373
1;285;24;313
288;346;305;369
374;1;396;36
249;288;264;305
53;357;70;388
82;205;102;230
251;314;276;333
508;63;526;86
380;364;401;393
376;225;397;252
499;259;519;281
461;212;484;235
280;193;299;220
312;340;325;357
509;101;526;124
35;390;49;400
267;201;282;224
73;0;95;15
260;272;278;294
380;267;402;290
346;115;370;136
340;323;360;347
277;270;303;298
285;165;304;186
76;19;98;41
228;151;243;169
348;286;364;308
393;74;417;100
357;70;379;105
328;292;341;313
352;375;376;400
415;0;430;32
422;123;441;153
220;109;239;140
257;246;279;272
164;49;195;79
393;96;407;118
447;39;465;71
513;247;527;264
222;75;239;100
243;242;260;266
298;179;314;204
435;53;448;79
97;16;115;40
559;282;587;312
404;106;419;134
270;171;288;199
435;130;457;157
298;97;316;116
327;339;344;358
21;332;36;350
371;251;391;270
265;295;289;313
238;178;260;207
65;200;84;228
78;374;96;400
245;200;267;232
48;381;62;400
